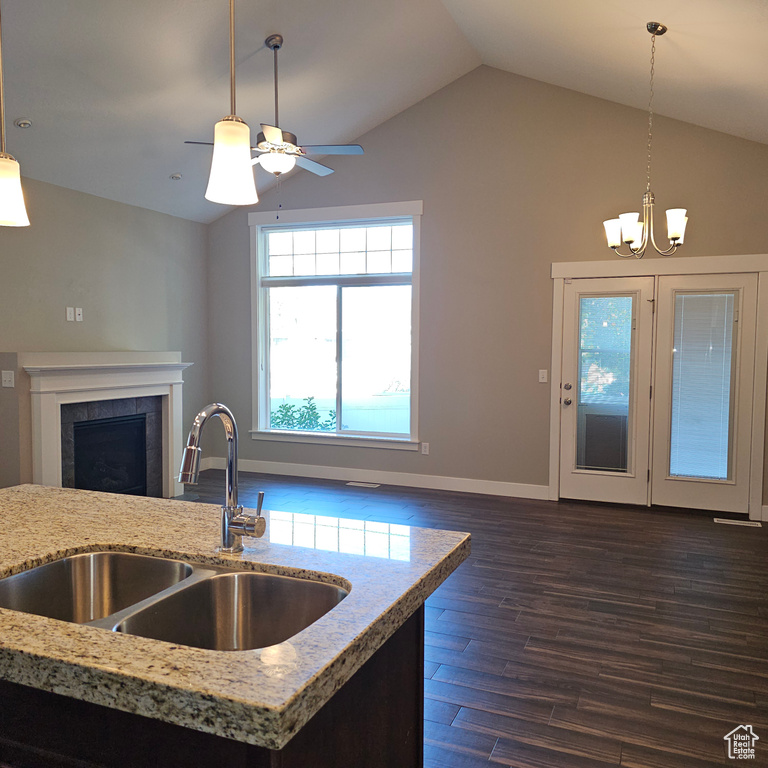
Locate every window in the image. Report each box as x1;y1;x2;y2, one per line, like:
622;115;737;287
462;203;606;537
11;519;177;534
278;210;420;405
249;202;421;447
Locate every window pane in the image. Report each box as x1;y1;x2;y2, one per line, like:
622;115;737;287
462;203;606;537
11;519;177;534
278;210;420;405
269;286;337;432
316;252;340;275
366;251;392;273
269;255;292;277
391;250;412;272
392;225;413;250
316;229;340;254
669;292;736;480
366;226;391;251
341;286;411;435
268;231;293;256
340;228;366;252
340;251;366;274
576;296;633;472
293;253;316;276
293;230;315;255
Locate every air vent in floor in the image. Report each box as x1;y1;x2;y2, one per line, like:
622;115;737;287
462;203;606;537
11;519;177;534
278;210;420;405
713;518;762;527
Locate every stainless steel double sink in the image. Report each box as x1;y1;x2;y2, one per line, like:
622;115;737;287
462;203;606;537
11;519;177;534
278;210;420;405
0;551;348;651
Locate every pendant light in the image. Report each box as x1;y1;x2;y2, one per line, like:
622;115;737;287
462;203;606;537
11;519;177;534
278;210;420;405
205;0;258;206
603;23;687;258
0;0;29;227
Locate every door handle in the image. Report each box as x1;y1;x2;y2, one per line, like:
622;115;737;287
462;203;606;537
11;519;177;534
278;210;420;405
563;398;572;406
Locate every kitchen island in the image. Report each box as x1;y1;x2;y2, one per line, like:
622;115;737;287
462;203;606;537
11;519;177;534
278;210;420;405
0;485;470;767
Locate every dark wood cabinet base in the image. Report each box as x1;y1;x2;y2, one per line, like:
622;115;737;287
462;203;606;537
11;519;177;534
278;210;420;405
0;607;424;768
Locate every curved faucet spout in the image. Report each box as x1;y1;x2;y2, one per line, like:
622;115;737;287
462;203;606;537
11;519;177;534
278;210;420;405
179;403;265;553
179;403;239;510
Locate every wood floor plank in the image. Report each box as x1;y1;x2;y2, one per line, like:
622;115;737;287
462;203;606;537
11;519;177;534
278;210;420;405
454;706;622;764
192;471;768;766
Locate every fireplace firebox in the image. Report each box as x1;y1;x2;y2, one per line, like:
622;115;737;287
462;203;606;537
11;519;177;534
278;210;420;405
74;415;147;495
61;397;163;497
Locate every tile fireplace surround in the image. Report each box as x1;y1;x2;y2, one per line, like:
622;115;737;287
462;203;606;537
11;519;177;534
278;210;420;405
20;352;191;498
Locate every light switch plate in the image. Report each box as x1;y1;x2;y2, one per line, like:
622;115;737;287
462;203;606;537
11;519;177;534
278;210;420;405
75;307;83;322
66;307;75;322
538;369;548;383
1;371;14;388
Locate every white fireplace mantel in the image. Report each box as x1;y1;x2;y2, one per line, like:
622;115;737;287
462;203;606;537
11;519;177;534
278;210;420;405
20;352;192;498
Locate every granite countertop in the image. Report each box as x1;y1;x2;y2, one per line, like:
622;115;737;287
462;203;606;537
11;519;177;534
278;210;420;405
0;485;470;750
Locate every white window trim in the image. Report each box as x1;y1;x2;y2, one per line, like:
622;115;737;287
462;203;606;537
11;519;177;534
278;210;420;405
249;201;422;449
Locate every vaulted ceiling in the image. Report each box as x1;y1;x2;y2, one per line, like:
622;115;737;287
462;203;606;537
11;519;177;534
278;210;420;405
3;0;767;223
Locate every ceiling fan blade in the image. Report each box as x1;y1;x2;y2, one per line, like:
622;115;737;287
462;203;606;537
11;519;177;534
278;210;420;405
295;156;334;177
261;124;284;144
300;144;364;155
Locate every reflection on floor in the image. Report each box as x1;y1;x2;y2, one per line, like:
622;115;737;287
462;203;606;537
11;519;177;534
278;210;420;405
190;469;768;767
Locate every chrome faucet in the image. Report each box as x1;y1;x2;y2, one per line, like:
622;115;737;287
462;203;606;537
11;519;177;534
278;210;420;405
178;403;266;553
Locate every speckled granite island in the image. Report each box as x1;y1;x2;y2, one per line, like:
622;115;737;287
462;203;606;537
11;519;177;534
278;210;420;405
0;485;470;768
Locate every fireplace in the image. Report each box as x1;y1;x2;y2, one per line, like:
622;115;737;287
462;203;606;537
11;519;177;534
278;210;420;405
20;352;191;498
61;397;163;497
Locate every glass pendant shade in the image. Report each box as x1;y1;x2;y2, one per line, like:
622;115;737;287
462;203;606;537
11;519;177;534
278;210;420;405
603;219;622;248
257;151;296;175
205;119;259;206
666;208;688;242
618;212;640;243
629;222;644;250
0;155;30;227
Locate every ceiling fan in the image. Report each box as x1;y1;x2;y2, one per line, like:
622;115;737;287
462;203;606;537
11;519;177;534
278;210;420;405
187;33;364;178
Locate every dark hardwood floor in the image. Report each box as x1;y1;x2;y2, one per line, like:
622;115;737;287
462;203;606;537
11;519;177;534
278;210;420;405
189;470;768;767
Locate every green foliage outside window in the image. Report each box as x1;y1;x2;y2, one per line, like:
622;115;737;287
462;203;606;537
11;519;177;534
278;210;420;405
270;397;336;432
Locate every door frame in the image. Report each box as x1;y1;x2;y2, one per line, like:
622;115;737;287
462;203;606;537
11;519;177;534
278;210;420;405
549;254;768;521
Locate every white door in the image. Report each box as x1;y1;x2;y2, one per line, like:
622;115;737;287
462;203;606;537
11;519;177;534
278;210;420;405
650;274;758;513
559;277;655;505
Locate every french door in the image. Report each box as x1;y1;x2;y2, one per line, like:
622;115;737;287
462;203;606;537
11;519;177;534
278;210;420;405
558;273;759;513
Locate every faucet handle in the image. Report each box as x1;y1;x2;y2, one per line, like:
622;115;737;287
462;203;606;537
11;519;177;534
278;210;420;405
256;491;265;517
231;511;266;539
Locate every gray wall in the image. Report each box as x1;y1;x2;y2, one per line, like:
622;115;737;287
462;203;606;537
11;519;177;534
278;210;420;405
0;178;208;484
207;65;768;489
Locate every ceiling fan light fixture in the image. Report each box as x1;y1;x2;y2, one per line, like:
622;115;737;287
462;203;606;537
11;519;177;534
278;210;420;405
257;151;296;176
0;154;29;226
205;117;258;205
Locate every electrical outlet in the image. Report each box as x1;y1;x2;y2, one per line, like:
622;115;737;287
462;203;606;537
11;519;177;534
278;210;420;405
421;442;430;455
1;371;14;388
66;307;75;322
538;369;548;383
75;307;83;322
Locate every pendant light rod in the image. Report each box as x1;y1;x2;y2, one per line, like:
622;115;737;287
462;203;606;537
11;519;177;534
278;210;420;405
266;34;284;128
0;0;7;155
228;0;236;116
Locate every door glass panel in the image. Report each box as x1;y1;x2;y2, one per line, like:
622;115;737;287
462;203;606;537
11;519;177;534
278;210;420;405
576;296;633;472
669;292;736;480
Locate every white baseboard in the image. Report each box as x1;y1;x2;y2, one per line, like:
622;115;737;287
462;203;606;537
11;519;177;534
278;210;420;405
198;457;549;501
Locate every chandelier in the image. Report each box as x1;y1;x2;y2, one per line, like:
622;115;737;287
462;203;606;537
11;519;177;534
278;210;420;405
603;22;687;258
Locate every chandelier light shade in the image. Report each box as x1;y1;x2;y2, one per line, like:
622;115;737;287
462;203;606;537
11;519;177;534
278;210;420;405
604;22;687;258
205;117;258;205
204;0;258;206
0;0;30;227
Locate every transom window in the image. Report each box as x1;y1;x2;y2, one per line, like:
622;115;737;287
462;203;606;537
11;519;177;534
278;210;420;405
250;203;421;446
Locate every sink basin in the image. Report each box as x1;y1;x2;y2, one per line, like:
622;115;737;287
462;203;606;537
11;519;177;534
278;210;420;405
0;552;194;623
116;571;348;651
